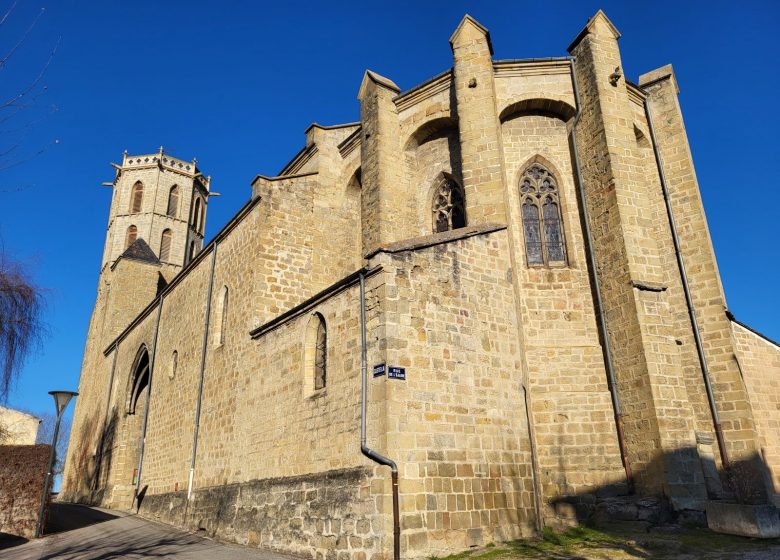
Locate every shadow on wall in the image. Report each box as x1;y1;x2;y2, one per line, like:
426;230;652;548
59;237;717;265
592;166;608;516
63;409;119;505
548;447;776;528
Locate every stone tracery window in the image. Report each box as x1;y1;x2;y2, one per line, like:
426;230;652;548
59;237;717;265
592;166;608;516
520;162;567;266
432;176;466;233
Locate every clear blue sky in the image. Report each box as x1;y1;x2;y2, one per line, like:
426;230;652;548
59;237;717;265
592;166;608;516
2;1;778;425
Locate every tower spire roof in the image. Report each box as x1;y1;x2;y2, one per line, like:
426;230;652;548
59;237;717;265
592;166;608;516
114;238;160;267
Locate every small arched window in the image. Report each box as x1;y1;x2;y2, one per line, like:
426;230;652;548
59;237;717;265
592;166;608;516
130;182;144;213
159;229;172;261
189;240;196;262
432;176;466;233
214;285;228;346
519;162;567;266
304;313;327;395
167;185;179;217
169;350;178;380
126;225;138;249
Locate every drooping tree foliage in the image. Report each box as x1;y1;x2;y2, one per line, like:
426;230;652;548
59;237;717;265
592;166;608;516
0;251;44;401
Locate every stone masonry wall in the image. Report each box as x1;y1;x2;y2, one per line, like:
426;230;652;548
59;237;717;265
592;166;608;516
571;13;707;504
640;66;765;488
500;111;627;518
0;444;50;539
732;323;780;501
373;230;536;556
142;468;382;560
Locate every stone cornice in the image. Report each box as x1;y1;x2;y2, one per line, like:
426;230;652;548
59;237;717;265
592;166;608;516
251;170;318;188
337;127;362;159
394;70;452;113
493;59;571;77
250;265;383;339
278;145;319;176
365;223;507;260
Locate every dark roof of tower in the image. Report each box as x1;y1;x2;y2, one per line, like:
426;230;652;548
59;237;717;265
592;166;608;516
117;238;160;266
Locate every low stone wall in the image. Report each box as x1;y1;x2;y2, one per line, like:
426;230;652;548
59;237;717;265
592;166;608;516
0;444;50;539
139;466;387;560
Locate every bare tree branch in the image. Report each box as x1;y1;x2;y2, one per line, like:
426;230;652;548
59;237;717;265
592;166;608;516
0;0;18;29
0;35;60;110
0;6;44;69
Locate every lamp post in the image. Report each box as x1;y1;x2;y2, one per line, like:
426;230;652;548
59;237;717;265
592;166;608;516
34;390;78;538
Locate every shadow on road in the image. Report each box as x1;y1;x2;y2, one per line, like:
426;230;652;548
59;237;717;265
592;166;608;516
43;502;120;536
0;532;28;551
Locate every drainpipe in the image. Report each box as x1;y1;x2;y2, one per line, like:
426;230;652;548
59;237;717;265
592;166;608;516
187;244;219;500
642;98;730;471
568;58;635;491
134;295;164;507
359;271;400;560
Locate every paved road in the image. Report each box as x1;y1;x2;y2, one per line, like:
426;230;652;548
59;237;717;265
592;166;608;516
2;503;294;560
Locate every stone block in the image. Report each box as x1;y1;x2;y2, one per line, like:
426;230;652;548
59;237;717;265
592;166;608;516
706;502;780;538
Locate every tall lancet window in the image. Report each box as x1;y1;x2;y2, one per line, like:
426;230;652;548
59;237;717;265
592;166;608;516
432;176;466;233
167;185;179;217
159;229;172;261
126;225;138;249
519;162;567;266
130;182;144;213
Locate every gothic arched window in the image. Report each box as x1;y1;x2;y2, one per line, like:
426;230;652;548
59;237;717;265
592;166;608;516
159;229;172;262
167;185;179;217
130;182;144;213
126;225;138;249
519;163;567;266
432;176;466;233
127;345;150;414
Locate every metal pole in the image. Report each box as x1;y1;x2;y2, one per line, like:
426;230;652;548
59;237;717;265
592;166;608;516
34;409;64;538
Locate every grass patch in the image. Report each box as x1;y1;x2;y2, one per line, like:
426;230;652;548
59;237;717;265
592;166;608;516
430;525;780;559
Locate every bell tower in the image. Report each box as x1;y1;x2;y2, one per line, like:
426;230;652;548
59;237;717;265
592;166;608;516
102;147;211;278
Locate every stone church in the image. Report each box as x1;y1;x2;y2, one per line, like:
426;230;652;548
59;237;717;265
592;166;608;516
62;11;780;558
